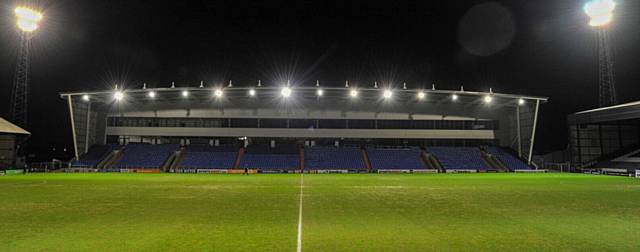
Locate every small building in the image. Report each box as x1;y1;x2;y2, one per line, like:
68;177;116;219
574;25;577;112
0;117;31;170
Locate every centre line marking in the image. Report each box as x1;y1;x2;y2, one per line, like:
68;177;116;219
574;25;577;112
296;173;304;252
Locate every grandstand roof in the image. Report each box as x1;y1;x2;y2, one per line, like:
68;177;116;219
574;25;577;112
59;85;549;106
568;100;640;124
0;117;30;135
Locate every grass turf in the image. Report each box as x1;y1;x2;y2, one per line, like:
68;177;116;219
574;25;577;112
0;173;639;251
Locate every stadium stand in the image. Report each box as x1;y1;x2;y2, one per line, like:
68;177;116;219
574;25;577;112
240;145;300;170
72;144;120;168
593;148;640;174
485;146;531;170
595;161;639;170
428;147;490;171
367;147;425;170
179;145;239;169
112;144;180;169
304;147;366;170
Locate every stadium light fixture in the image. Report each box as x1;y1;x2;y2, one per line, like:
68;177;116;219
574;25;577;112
451;94;458;101
417;91;426;100
317;89;324;97
281;87;292;98
518;98;525;106
249;89;256;96
350;89;358;98
584;0;615;27
383;89;393;99
114;91;124;101
214;89;223;98
484;95;493;104
82;94;90;101
148;91;156;98
15;7;43;32
182;90;189;97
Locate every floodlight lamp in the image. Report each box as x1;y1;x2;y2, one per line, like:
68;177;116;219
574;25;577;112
281;87;292;97
383;89;393;99
451;94;459;101
417;91;426;100
214;89;223;98
15;7;43;32
584;0;615;27
350;89;358;98
317;89;324;97
114;91;124;101
249;89;256;96
518;98;525;106
148;91;156;98
484;95;493;104
82;94;90;101
182;90;189;97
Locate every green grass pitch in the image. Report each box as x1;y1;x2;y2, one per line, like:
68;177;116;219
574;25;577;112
1;173;639;251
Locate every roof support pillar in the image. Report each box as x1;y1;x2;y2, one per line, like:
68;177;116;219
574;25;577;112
516;104;522;157
85;101;92;153
67;95;79;160
527;99;540;166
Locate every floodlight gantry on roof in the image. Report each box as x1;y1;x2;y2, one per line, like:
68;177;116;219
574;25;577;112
59;83;548;106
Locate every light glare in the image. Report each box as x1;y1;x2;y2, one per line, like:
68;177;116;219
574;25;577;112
317;89;324;96
281;87;292;97
148;91;156;98
214;89;223;98
452;94;458;101
182;90;189;97
249;89;256;96
383;89;393;99
114;91;124;101
484;95;493;103
518;98;525;105
350;89;358;98
15;7;43;32
82;95;90;101
584;0;615;27
417;91;426;100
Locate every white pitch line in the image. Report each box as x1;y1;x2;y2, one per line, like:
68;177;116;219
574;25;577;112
296;173;304;252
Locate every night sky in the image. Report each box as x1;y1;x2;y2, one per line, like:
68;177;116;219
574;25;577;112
1;0;639;161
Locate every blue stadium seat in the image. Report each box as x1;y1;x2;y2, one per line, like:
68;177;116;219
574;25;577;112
367;147;425;170
240;145;300;170
304;147;366;170
179;145;238;169
486;146;532;170
428;147;490;170
72;144;120;168
113;144;179;169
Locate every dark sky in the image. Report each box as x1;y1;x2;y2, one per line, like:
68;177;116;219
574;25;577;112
1;0;639;161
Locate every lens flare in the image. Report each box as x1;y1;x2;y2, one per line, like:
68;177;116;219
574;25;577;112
15;7;43;32
584;0;615;27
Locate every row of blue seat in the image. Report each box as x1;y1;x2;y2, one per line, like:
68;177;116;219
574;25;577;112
240;154;300;170
75;144;530;171
428;147;490;170
485;147;531;170
367;147;425;170
72;144;120;168
179;146;238;169
113;144;180;169
305;147;366;170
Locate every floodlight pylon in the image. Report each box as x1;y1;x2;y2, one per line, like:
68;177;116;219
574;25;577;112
10;32;30;129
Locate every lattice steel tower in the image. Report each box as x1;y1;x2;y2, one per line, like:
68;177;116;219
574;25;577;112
584;0;617;107
11;7;43;129
10;32;31;129
597;29;617;107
